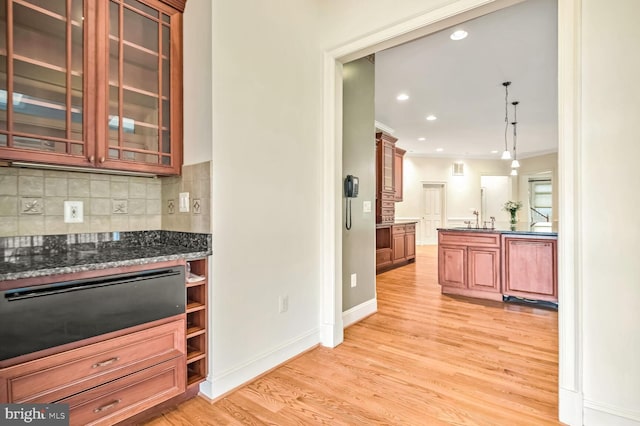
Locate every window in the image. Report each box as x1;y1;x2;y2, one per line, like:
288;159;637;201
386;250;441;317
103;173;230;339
529;179;552;223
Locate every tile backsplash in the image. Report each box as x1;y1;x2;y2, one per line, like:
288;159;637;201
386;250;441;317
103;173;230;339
0;160;212;237
161;161;211;234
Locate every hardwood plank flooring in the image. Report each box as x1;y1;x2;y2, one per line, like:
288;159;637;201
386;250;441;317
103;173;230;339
144;245;559;425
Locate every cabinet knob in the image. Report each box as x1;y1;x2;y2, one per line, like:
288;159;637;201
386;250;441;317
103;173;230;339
99;156;105;163
88;155;95;162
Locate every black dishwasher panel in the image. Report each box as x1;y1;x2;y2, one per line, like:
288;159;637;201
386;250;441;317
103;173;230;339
0;266;185;361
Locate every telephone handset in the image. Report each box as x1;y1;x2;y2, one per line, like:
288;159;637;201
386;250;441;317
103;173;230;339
344;175;359;198
344;175;359;230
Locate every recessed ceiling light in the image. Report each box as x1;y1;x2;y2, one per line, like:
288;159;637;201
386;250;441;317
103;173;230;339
491;150;499;154
426;115;437;121
436;148;444;152
450;30;468;41
396;93;409;101
417;137;426;141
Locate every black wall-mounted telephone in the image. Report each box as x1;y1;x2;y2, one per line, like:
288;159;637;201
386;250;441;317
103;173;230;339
344;175;359;198
344;175;359;230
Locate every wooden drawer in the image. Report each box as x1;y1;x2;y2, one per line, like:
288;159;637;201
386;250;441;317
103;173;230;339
376;248;392;266
392;224;406;234
0;318;185;403
381;200;394;209
438;231;500;248
405;224;416;233
61;357;185;426
381;193;395;201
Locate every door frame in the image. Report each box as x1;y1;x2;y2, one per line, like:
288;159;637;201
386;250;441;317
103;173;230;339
319;0;583;424
420;181;446;245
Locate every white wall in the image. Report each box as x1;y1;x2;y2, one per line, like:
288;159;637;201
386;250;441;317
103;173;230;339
184;0;324;398
182;0;212;166
397;156;511;223
581;0;640;423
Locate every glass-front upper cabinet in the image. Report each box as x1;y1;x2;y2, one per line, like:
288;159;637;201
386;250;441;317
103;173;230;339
0;0;185;175
0;0;86;159
102;0;182;173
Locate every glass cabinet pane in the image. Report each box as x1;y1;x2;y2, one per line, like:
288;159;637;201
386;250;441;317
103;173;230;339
5;0;85;153
109;0;171;165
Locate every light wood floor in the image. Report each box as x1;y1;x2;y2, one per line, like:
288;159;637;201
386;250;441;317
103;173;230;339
145;245;559;425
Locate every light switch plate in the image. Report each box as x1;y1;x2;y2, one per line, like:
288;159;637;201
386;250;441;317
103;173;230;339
362;201;372;213
179;192;190;212
64;201;84;223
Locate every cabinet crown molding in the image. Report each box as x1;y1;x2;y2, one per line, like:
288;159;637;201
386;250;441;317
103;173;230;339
160;0;186;12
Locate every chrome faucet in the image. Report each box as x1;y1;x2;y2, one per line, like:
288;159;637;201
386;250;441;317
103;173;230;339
472;210;479;229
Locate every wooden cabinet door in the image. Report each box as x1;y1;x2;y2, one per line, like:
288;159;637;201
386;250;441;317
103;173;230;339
0;0;93;167
438;245;466;288
503;237;557;301
394;148;405;201
467;247;500;292
98;0;182;175
392;232;405;263
382;139;394;193
404;227;415;260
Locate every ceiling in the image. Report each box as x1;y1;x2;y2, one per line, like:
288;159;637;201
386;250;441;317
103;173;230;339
374;0;558;159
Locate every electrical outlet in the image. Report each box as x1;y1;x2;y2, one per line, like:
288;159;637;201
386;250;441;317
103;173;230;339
179;192;190;212
351;273;357;288
64;201;84;223
278;295;289;313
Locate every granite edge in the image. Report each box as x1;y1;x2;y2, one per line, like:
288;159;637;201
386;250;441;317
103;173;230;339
0;249;212;282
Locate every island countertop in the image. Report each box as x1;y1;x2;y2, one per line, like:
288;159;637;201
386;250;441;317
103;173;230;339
0;230;212;282
438;224;557;237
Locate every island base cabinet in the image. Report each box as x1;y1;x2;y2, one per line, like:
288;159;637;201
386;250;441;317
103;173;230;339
467;247;500;292
502;236;557;302
438;246;466;288
438;231;502;301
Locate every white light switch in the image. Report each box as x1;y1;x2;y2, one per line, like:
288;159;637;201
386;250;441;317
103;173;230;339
179;192;190;212
362;201;372;213
64;201;84;223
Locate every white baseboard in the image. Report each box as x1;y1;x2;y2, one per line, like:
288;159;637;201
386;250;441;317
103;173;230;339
559;387;583;425
342;298;377;328
200;328;320;400
583;399;640;425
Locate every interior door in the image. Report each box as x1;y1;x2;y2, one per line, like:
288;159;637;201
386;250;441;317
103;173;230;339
420;184;443;245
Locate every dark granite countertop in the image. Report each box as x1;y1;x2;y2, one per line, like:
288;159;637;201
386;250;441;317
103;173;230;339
376;220;418;228
0;231;212;281
438;224;557;237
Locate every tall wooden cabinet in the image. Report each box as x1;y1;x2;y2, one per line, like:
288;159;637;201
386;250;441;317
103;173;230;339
376;131;397;223
0;0;185;175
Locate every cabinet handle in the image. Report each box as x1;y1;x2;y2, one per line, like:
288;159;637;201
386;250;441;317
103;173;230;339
99;156;105;163
93;399;121;413
88;155;95;162
91;356;119;368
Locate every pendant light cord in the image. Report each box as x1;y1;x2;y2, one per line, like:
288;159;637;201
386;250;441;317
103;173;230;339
503;82;511;153
512;101;519;158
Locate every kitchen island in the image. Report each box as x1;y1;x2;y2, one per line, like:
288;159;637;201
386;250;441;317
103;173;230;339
437;225;557;307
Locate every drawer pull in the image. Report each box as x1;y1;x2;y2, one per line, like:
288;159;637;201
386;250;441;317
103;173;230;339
93;399;121;413
91;357;119;368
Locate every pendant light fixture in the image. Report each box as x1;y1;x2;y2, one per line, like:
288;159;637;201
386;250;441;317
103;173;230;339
501;82;512;160
511;101;520;169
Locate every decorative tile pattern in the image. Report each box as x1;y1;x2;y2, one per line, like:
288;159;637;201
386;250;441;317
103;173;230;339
112;199;128;214
21;197;43;215
192;199;201;214
167;199;175;214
